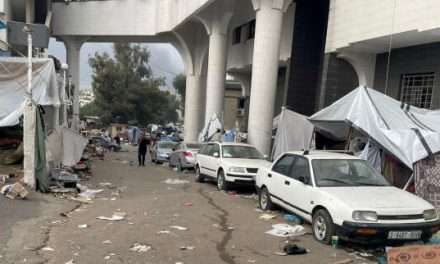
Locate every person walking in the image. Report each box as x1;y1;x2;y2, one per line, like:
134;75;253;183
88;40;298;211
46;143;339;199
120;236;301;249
138;135;148;166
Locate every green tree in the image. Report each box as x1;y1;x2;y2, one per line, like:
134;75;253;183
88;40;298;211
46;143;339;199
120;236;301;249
173;74;186;112
88;43;179;126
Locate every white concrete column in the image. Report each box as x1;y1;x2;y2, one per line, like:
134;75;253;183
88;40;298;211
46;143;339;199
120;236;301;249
65;38;83;131
23;104;36;188
248;0;292;155
184;74;205;142
204;13;232;124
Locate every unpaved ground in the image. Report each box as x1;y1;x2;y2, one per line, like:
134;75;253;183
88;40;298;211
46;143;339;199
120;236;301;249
1;148;375;264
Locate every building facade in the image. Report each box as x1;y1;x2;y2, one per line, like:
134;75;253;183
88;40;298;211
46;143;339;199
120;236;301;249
5;0;439;155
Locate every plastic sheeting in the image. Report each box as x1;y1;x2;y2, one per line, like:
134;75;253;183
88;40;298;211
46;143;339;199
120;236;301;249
0;58;59;127
46;127;89;167
199;113;223;142
272;108;314;160
309;86;440;169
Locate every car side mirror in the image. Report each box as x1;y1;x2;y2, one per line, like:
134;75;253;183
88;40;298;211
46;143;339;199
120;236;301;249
298;176;308;184
213;152;219;158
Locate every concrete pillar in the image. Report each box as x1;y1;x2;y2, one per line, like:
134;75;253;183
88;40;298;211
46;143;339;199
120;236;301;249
65;38;83;131
204;13;232;124
248;0;292;155
23;103;36;188
184;74;205;142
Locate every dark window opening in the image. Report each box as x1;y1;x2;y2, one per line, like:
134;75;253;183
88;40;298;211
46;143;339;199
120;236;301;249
400;73;435;109
247;19;256;40
232;26;242;45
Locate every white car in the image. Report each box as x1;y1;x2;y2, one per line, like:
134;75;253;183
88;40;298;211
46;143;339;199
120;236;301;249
168;142;202;170
195;143;271;190
256;151;440;244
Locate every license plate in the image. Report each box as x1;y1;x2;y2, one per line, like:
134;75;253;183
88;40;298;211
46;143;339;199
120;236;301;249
387;231;422;240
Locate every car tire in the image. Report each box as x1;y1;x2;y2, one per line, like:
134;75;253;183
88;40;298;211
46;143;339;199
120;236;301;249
312;209;335;244
217;170;229;191
195;165;204;183
259;187;274;211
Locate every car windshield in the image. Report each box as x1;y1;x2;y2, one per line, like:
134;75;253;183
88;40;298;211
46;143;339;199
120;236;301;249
312;159;390;187
158;142;178;149
222;146;264;159
186;143;202;149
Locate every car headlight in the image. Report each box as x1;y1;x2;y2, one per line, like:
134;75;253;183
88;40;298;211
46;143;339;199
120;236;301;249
424;209;438;221
229;167;246;173
352;211;378;222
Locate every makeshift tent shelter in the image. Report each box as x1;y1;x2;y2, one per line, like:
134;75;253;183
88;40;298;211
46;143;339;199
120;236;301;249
0;57;60;127
199;113;223;142
46;127;89;167
309;86;440;169
272;108;314;160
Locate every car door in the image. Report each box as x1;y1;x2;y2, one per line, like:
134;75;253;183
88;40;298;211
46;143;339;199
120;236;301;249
205;143;221;177
281;155;314;217
197;144;211;175
268;155;296;206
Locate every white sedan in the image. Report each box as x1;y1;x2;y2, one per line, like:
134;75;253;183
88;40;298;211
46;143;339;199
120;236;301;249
256;151;440;244
195;143;271;191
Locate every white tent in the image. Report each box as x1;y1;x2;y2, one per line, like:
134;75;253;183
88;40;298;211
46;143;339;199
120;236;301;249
309;86;440;169
0;57;59;127
46;127;89;167
199;113;223;142
272;108;314;159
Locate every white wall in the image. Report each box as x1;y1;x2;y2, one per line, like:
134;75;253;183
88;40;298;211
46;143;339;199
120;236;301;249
326;0;440;52
227;3;295;71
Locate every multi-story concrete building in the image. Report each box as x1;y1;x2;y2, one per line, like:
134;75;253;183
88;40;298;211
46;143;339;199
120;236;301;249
4;0;440;156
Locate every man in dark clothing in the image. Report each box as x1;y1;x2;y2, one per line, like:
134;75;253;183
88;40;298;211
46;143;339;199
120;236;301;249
138;136;149;166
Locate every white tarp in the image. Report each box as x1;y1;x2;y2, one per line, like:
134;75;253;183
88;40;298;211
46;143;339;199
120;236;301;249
199;113;223;142
272;108;314;160
46;127;89;166
309;86;440;169
0;57;59;127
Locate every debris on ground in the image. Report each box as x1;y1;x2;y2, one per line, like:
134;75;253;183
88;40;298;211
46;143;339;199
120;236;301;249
387;245;440;264
163;178;189;185
96;212;126;221
179;246;195;251
183;202;193;207
283;214;303;224
102;240;112;244
129;243;152;253
1;182;28;199
333;259;354;264
265;224;305;237
170;225;188;231
247;259;256;263
273;251;288;256
77;224;88;229
104;253;116;260
259;213;277;221
157;230;171;235
283;243;307;255
77;184;104;201
65;260;74;264
41;247;55;252
0;174;9;184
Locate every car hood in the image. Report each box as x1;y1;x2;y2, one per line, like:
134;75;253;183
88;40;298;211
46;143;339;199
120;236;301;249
321;186;433;210
223;159;272;169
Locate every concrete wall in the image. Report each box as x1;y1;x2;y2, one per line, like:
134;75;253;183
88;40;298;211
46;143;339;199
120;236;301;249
374;42;440;109
223;88;241;130
326;0;440;52
227;2;295;71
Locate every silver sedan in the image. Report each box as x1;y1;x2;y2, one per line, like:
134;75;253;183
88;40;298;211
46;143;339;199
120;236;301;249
169;142;202;171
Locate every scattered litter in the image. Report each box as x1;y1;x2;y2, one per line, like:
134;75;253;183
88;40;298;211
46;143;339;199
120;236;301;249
175;262;184;264
77;224;88;229
247;260;256;263
265;224;305;237
104;255;110;260
104;253;116;260
50;187;77;194
128;222;135;225
0;174;9;184
157;230;171;235
77;185;104;200
259;213;277;221
388;245;440;264
99;182;113;187
163;179;189;185
284;214;303;224
183;202;193;207
96;212;126;221
129;243;152;253
65;260;74;264
102;240;112;244
333;259;354;264
283;243;308;255
1;182;28;199
41;247;55;252
274;251;288;256
70;197;93;204
170;225;188;231
110;197;117;201
180;246;195;251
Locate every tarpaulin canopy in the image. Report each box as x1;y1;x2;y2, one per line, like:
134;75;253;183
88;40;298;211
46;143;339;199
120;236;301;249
309;86;440;169
272;108;314;160
199;113;223;142
0;57;59;127
46;127;89;167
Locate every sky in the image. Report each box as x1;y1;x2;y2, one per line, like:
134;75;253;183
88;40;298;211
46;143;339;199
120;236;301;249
48;39;185;92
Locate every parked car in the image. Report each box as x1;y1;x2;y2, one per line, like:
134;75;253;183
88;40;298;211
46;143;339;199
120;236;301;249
90;136;121;152
195;143;271;190
256;151;440;244
169;142;202;171
151;141;179;164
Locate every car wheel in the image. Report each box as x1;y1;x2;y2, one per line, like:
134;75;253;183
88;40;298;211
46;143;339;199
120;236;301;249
312;209;335;244
259;187;274;211
217;170;229;191
195;166;205;183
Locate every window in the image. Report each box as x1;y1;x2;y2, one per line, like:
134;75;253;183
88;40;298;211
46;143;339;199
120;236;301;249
247;19;256;40
222;146;263;159
289;157;311;184
400;73;435;109
272;155;295;176
208;144;220;157
199;144;210;155
232;26;242;45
